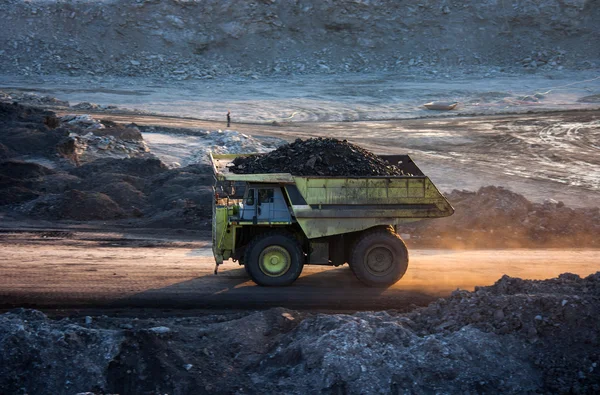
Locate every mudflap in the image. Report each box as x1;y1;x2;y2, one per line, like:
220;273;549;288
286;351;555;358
214;252;224;275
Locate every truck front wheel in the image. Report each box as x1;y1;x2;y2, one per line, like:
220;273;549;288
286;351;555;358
244;232;305;286
350;228;408;287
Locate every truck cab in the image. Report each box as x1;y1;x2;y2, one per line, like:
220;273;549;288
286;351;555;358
237;185;292;224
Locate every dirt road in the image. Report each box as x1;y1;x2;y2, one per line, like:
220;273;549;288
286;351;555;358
1;231;598;312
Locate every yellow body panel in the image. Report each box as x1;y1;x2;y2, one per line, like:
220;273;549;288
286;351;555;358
293;176;440;205
212;206;235;263
290;177;453;238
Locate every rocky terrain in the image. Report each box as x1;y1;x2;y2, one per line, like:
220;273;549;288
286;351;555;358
0;0;598;80
1;272;598;394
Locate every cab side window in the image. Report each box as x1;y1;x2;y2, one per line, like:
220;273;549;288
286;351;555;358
258;189;274;205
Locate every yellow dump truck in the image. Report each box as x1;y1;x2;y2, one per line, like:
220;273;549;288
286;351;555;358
210;153;454;287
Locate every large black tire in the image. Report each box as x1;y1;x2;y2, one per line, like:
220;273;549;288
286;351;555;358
244;232;304;286
349;227;408;287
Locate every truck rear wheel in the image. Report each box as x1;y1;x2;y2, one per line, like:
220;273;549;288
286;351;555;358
350;227;408;287
244;232;304;286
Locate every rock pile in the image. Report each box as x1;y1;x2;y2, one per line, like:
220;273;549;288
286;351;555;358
229;138;407;176
1;273;598;394
0;102;150;165
404;272;600;394
518;49;567;70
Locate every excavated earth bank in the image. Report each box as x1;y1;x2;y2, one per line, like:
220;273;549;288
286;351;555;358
0;0;599;78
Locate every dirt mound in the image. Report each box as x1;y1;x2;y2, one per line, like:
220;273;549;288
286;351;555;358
230;138;406;176
0;186;40;206
0;103;214;227
25;190;125;221
0;103;67;158
0;103;151;166
141;164;213;227
0;126;66;157
260;316;539;394
399;186;600;247
0;102;58;126
1;273;598;394
94;182;146;211
37;173;81;194
11;162;214;227
0;143;14;160
260;272;600;393
445;186;532;230
405;272;600;393
73;173;147;192
0;160;55;179
71;158;168;179
0;161;54;205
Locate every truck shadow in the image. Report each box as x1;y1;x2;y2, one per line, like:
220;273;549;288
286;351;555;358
108;266;437;311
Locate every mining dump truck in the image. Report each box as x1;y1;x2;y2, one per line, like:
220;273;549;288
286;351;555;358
210;153;454;287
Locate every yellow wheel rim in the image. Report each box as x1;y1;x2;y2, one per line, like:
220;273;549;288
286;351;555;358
259;246;292;277
364;245;394;276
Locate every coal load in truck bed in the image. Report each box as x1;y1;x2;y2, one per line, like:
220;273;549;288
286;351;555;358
228;138;408;176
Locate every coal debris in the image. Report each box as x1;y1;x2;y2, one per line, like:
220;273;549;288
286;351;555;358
229;138;408;176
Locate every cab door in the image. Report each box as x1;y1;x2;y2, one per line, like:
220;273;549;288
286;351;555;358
257;187;292;223
257;188;275;221
240;188;256;221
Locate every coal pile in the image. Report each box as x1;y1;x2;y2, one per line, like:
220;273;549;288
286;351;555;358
229;138;407;176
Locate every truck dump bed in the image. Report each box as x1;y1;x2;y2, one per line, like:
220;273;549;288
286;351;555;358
211;153;454;238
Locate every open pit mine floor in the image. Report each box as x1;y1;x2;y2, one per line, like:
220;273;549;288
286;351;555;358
61;108;600;208
0;230;598;313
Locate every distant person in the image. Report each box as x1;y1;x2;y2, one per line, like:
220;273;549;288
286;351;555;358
227;110;231;128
